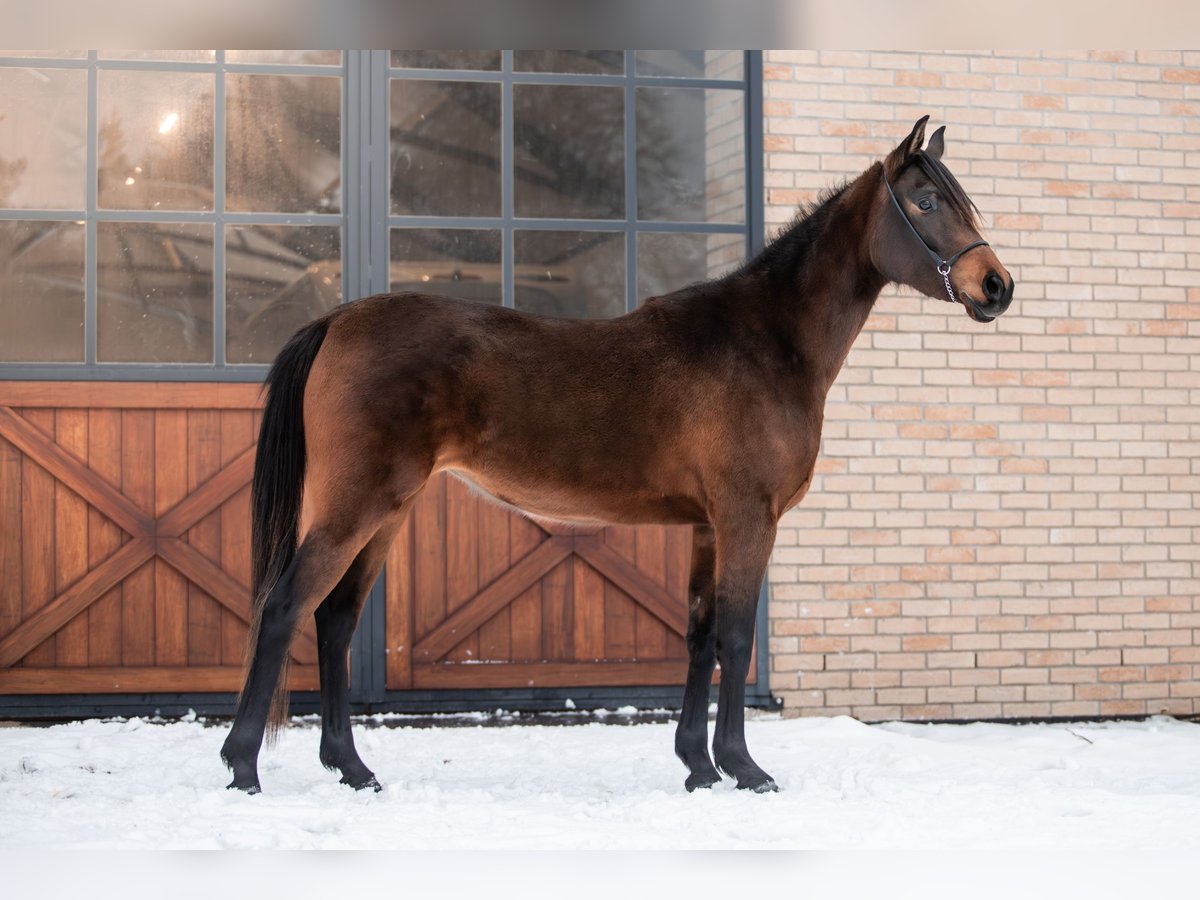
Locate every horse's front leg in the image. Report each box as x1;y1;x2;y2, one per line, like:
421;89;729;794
711;507;778;792
674;525;721;791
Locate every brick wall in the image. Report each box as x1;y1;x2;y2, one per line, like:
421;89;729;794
762;50;1200;720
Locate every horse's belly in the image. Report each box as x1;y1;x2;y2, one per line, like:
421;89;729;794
442;467;701;527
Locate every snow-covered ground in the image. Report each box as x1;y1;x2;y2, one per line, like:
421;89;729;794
2;712;1199;850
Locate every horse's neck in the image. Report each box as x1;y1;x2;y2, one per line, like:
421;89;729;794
768;183;886;395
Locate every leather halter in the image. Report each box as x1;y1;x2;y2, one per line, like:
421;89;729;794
883;174;988;304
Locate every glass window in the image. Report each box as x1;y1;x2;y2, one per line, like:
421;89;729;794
390;80;501;217
636;51;744;80
0;67;87;210
0;51;756;374
0;220;84;361
226;225;341;364
513;84;624;220
227;50;341;66
514;230;624;320
514;51;623;75
226;74;342;214
637;88;745;224
96;222;214;363
98;70;215;211
391;51;501;70
391;228;502;305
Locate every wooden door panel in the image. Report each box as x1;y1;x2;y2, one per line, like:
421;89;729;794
0;383;318;694
386;472;730;690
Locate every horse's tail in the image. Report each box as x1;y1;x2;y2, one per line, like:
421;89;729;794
244;314;333;743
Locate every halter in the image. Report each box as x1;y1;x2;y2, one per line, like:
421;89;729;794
883;174;988;304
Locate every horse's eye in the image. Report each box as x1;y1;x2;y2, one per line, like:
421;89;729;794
918;197;935;212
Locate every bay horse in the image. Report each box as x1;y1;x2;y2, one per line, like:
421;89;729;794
221;116;1014;794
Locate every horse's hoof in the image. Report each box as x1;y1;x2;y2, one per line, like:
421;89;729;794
226;779;262;795
685;770;722;792
738;776;779;793
341;773;383;792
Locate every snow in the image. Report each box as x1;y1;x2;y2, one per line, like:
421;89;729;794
2;713;1200;850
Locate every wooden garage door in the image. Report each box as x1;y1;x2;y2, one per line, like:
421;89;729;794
0;382;318;694
386;472;709;690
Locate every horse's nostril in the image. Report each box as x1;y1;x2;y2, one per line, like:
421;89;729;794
984;272;1005;303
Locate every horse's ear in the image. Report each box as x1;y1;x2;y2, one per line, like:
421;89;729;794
884;115;929;175
926;125;945;160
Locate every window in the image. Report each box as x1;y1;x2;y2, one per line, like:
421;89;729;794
0;51;760;378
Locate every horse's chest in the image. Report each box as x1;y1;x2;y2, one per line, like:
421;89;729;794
783;472;814;512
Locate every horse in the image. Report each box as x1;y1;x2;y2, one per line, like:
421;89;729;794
220;116;1014;794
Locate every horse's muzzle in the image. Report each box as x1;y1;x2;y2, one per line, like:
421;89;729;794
965;271;1014;322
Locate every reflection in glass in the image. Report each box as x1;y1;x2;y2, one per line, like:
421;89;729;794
514;51;623;74
635;50;744;80
391;51;501;70
226;50;342;65
0;221;84;361
1;50;87;58
100;51;217;61
226;74;341;213
226;225;341;364
513;85;624;220
636;232;741;302
391;229;501;305
514;230;623;320
637;88;744;223
98;70;215;211
390;80;500;217
0;67;86;209
97;222;213;363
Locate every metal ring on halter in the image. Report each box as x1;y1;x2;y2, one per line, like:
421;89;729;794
884;173;988;304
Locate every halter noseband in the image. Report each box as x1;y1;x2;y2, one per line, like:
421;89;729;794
883;174;988;304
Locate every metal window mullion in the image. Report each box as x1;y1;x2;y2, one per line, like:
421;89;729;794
501;50;514;309
624;54;637;313
213;52;226;367
368;51;391;297
344;51;362;302
84;52;98;366
746;51;765;258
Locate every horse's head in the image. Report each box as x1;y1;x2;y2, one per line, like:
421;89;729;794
871;116;1014;323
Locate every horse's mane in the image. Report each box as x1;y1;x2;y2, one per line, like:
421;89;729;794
731;181;850;286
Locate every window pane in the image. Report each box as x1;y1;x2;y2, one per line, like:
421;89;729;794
98;70;214;211
391;51;501;70
226;50;342;66
514;51;623;74
100;51;216;61
0;220;84;362
636;51;744;80
390;80;500;217
97;222;213;363
226;225;340;364
513;85;624;220
1;50;87;58
391;228;501;305
637;87;744;223
514;230;623;320
636;232;741;302
226;73;341;213
0;67;86;209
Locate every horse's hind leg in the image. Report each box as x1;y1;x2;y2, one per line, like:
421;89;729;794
710;506;778;792
314;521;402;791
674;525;722;791
220;521;381;793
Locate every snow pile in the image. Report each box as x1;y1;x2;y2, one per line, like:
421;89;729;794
1;714;1199;849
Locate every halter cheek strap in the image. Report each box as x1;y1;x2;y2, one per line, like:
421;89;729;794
884;175;988;304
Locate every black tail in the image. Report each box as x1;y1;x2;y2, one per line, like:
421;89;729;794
244;314;334;741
